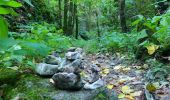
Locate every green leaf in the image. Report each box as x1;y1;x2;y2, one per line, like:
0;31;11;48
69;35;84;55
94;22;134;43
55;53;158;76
0;16;8;39
22;0;34;7
0;0;22;7
0;7;10;14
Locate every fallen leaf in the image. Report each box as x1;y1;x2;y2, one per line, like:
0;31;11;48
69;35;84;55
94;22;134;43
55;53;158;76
146;83;157;92
107;84;114;89
121;85;134;94
114;65;123;70
118;93;125;99
122;67;131;72
125;95;134;100
103;68;109;74
100;68;109;76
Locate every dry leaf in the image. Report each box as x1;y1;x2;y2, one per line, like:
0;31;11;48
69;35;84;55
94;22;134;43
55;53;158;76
100;68;109;76
107;84;114;89
118;93;125;99
146;83;157;92
125;95;134;100
121;85;134;94
114;65;123;70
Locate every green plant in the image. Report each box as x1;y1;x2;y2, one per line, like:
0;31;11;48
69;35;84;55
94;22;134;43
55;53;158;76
0;38;50;68
0;0;22;39
131;10;170;58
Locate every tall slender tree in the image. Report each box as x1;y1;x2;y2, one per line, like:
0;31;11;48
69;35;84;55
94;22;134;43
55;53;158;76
58;0;62;28
64;0;68;35
119;0;127;33
74;3;78;39
68;0;74;35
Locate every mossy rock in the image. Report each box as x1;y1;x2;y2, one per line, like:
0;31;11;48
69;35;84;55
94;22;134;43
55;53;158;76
4;75;56;100
0;68;21;85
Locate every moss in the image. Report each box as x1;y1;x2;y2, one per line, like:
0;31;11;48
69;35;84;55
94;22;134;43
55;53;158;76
4;74;56;100
0;68;21;85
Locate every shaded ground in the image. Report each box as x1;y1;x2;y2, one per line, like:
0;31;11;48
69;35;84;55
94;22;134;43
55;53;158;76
0;53;170;100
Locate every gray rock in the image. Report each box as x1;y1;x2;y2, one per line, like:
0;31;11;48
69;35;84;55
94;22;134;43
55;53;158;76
44;55;62;65
35;63;59;76
67;47;77;52
65;52;82;61
84;79;105;90
52;87;118;100
58;59;84;73
52;72;84;90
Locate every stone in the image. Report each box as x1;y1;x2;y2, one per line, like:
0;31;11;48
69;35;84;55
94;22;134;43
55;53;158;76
52;72;84;90
65;52;82;61
35;63;59;76
75;48;83;54
44;55;62;65
84;79;105;90
58;59;84;73
67;47;77;52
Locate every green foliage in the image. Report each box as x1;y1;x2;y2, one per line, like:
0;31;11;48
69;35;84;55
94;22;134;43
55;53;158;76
0;38;50;68
0;0;22;39
145;59;170;81
131;10;170;57
0;16;8;39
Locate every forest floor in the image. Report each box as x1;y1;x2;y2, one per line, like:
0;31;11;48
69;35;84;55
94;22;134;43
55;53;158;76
84;53;170;100
1;50;170;100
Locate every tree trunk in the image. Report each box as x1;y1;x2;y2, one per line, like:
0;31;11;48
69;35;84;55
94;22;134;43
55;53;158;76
64;0;68;35
68;0;74;35
58;0;62;28
74;4;78;39
95;12;100;37
119;0;127;33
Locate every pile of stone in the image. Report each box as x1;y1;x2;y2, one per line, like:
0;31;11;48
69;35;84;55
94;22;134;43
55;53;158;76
35;47;104;90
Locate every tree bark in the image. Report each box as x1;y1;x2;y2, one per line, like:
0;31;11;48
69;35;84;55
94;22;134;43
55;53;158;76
68;0;74;35
74;4;78;39
95;12;100;37
64;0;68;35
119;0;127;33
58;0;62;28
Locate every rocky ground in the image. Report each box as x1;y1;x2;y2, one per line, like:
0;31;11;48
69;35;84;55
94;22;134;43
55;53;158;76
0;47;170;100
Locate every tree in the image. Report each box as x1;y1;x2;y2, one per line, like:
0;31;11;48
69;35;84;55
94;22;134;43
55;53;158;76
74;3;79;39
64;0;68;35
58;0;62;28
119;0;127;33
68;0;74;35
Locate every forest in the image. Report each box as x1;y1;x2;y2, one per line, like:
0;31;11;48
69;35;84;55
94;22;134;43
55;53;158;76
0;0;170;100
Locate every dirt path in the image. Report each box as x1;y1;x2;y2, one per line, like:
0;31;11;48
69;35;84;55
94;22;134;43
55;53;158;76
84;53;170;100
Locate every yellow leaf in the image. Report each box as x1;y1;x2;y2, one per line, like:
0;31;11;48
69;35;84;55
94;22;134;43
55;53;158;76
107;84;114;89
114;65;123;70
121;85;134;94
118;93;125;99
146;83;157;92
146;44;159;55
103;68;109;74
100;68;110;76
125;95;134;100
122;67;131;72
130;91;142;97
80;71;86;77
